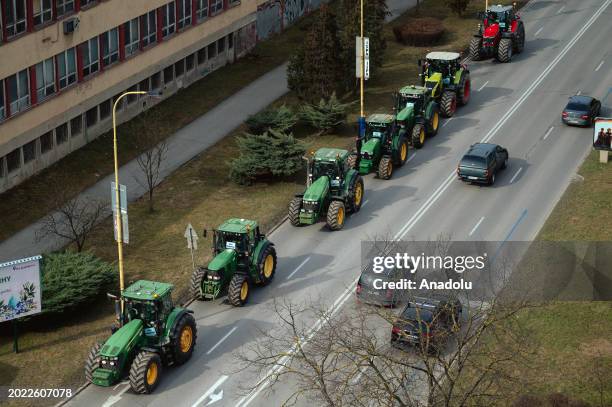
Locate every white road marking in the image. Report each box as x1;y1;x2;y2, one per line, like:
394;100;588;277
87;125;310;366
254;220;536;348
102;384;130;407
392;0;612;241
191;375;229;407
595;60;605;71
112;381;128;391
576;89;582;95
543;126;554;140
361;199;369;208
478;81;489;91
206;327;237;355
534;27;543;36
510;167;523;184
442;117;453;127
286;256;311;280
558;5;565;13
469;217;485;236
407;154;416;162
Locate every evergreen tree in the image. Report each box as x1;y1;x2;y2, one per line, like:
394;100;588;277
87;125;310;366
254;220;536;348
245;105;298;134
445;0;471;16
299;93;351;133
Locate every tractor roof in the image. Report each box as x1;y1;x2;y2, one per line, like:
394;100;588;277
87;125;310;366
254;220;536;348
123;280;173;301
218;218;258;234
426;51;461;61
314;148;349;162
367;113;395;124
488;4;513;12
399;85;428;96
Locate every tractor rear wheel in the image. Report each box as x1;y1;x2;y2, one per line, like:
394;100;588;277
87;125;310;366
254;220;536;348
347;153;358;169
84;343;102;384
458;73;471;106
440;91;457;117
411;123;426;149
326;201;346;230
288;197;302;226
129;351;163;394
171;313;197;365
377;156;393;180
469;37;482;61
257;245;277;285
428;108;440;137
394;137;409;166
513;23;525;53
497;38;513;63
190;267;206;299
228;274;250;306
348;176;364;213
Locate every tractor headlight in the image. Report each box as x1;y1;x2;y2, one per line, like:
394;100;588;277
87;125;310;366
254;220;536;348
303;200;318;212
207;274;221;281
362;152;370;159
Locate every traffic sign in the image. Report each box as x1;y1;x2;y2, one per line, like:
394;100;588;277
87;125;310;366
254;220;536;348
184;223;199;250
111;182;129;244
355;37;370;80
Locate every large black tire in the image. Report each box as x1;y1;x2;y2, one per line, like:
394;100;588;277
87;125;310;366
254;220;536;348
347;153;358;169
457;72;471;106
513;23;525;53
171;313;197;365
488;172;496;186
377;156;393;180
348;176;364;213
257;245;277;285
411;123;426;149
84;343;102;384
326;201;346;231
427;107;440;137
228;273;250;306
469;37;482;61
129;351;163;394
440;91;457;118
497;38;513;63
288;197;302;226
394;136;409;166
190;267;206;299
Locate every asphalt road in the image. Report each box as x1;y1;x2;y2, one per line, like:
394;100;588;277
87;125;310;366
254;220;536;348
66;0;612;406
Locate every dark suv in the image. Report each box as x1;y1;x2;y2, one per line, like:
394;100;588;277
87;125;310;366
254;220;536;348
390;297;462;353
457;143;508;185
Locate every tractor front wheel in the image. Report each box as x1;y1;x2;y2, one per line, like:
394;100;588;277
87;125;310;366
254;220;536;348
411;123;426;149
326;201;346;231
394;137;409;166
189;267;206;299
428;108;440;137
129;351;163;394
257;245;277;285
469;37;482;61
440;91;457;117
84;343;102;384
172;313;197;365
348;176;364;213
514;23;525;53
378;156;393;180
228;274;250;306
288;197;302;226
458;73;471;106
497;38;513;63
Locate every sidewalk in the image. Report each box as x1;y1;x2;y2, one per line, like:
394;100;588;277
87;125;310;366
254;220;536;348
0;0;416;263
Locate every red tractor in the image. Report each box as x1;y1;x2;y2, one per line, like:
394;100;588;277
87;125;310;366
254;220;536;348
469;4;525;63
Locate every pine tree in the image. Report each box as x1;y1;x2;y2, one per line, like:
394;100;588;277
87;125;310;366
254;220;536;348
299;93;352;133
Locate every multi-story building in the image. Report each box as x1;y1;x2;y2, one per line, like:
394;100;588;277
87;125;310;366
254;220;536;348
0;0;268;193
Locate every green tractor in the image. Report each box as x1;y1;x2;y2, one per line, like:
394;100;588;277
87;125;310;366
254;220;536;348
419;51;471;117
347;113;409;180
395;85;441;149
85;280;197;394
190;218;277;307
289;148;364;230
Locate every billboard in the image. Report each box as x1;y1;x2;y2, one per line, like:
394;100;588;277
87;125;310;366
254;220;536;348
593;118;612;151
0;256;42;322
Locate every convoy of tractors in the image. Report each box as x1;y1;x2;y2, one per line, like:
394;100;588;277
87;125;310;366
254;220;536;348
84;3;525;396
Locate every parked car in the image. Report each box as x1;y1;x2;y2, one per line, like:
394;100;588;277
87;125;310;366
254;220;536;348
457;143;508;185
390;296;462;353
356;264;412;307
561;95;601;127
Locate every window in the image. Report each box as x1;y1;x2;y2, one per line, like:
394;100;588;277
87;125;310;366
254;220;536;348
79;0;97;8
163;66;174;84
33;0;52;26
40;131;53;154
7;69;30;114
124;18;140;56
56;123;69;145
175;59;185;77
56;0;75;17
139;78;150;92
161;3;176;38
177;0;192;29
70;115;82;136
57;48;77;89
99;99;111;120
141;10;157;47
23;140;36;163
36;58;56;101
186;53;195;71
81;38;99;77
85;106;98;127
229;0;240;5
0;81;5;121
101;28;119;66
6;149;21;173
196;0;208;21
210;0;223;15
217;37;225;53
228;33;233;49
5;0;27;38
151;72;162;90
208;43;216;59
197;47;206;65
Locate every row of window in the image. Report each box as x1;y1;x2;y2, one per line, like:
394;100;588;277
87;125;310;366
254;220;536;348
0;32;233;178
0;0;239;122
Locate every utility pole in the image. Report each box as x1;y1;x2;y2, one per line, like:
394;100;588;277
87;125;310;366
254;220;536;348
359;0;365;138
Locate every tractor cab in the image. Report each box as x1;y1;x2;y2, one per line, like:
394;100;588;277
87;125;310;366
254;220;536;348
311;148;349;189
212;218;261;268
122;281;174;340
421;52;462;97
482;5;516;31
396;85;430;122
365;114;394;143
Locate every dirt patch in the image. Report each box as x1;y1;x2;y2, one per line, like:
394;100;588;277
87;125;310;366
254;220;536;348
579;338;612;357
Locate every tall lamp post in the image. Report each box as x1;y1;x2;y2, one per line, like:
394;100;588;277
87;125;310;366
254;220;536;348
359;0;365;139
112;89;162;322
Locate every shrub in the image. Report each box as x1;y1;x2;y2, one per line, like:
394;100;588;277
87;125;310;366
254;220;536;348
41;251;116;314
393;18;445;46
299;93;351;133
230;129;306;185
245;105;298;134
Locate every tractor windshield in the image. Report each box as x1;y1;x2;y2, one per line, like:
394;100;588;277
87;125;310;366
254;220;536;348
366;125;388;139
215;231;247;252
399;94;422;111
125;300;156;323
313;161;339;180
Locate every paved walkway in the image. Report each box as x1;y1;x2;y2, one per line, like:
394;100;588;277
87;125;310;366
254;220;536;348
0;0;416;263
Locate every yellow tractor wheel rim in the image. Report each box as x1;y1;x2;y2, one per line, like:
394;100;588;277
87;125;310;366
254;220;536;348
432;112;439;130
179;326;193;353
240;281;248;301
337;206;345;225
263;254;274;278
420;129;426;145
400;143;407;161
354;183;363;206
146;362;158;386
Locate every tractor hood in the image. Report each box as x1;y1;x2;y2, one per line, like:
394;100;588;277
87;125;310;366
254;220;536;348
396;103;415;122
207;249;237;272
361;137;381;156
425;72;442;95
484;23;499;38
100;319;143;358
303;175;330;202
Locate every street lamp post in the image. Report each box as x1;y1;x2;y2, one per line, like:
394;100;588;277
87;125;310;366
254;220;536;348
112;90;162;324
359;0;365;138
